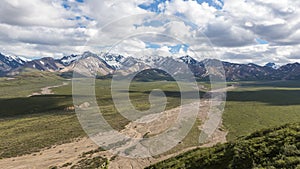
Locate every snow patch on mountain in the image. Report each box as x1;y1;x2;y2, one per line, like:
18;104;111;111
265;62;280;69
1;53;28;65
60;54;81;66
102;53;125;69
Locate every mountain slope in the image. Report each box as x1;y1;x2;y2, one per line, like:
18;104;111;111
147;123;300;169
24;57;63;72
60;51;114;76
277;63;300;80
0;53;27;75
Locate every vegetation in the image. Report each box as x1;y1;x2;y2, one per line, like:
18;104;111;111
0;113;85;159
146;122;300;169
0;71;299;167
70;156;109;169
0;75;198;158
148;80;300;168
0;68;63;98
80;147;105;158
224;81;300;140
131;69;175;82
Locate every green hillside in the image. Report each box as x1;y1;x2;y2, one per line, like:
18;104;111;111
147;122;300;169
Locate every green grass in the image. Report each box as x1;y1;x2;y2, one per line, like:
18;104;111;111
54;79;202;130
0;112;85;159
148;80;300;167
146;122;300;169
70;156;109;169
1;75;300;162
0;68;63;98
0;77;201;158
224;81;300;140
0;95;74;117
239;80;300;88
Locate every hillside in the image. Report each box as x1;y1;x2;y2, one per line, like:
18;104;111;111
147;123;300;169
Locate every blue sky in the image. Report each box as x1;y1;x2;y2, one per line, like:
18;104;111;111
256;38;269;45
138;0;224;13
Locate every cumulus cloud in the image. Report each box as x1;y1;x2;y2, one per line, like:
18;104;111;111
0;0;97;57
223;0;300;46
202;18;256;47
0;0;300;65
164;0;217;27
79;0;150;26
0;0;77;28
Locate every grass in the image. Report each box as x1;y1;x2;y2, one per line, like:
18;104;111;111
238;80;300;88
54;79;202;130
0;74;300;162
0;95;73;117
70;156;109;169
0;68;63;98
0;77;202;158
224;81;300;140
146;122;300;169
0;112;85;159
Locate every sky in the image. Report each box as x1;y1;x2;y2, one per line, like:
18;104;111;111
0;0;300;65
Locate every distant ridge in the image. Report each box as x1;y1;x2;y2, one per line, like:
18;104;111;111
1;52;300;81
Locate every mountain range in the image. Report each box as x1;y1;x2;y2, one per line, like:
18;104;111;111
1;51;300;81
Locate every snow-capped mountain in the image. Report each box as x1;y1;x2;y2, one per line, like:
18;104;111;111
178;55;199;65
102;53;125;69
264;62;280;69
2;51;300;81
0;53;28;75
58;51;114;76
60;54;82;66
0;53;26;66
24;57;63;72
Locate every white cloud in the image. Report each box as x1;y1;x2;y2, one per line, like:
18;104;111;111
164;0;217;27
0;0;96;58
213;44;300;65
0;0;300;65
223;0;300;46
0;0;78;28
79;0;150;27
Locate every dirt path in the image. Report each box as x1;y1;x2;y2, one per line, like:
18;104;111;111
28;82;68;97
0;86;232;169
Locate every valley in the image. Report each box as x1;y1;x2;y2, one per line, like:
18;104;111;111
1;0;299;168
0;71;299;168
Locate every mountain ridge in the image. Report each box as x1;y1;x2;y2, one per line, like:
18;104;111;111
1;52;300;81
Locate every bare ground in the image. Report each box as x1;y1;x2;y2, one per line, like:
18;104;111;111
28;82;68;97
